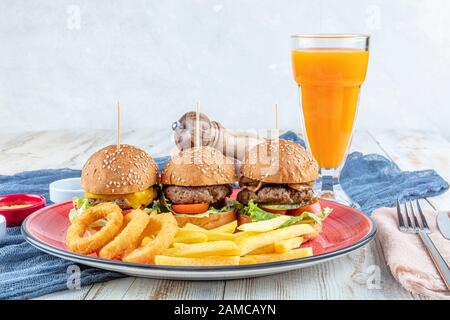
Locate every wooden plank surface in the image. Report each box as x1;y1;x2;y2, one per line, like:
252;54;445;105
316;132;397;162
121;279;225;300
3;128;448;300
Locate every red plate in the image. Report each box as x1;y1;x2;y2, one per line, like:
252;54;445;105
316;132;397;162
21;199;376;280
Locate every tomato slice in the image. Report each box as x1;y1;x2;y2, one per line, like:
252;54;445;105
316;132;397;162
171;203;209;214
262;208;288;214
288;201;322;216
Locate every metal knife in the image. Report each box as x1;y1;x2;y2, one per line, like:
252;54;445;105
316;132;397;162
437;212;450;240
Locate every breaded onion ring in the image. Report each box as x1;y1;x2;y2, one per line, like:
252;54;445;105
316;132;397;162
99;209;150;260
123;212;177;264
66;203;123;254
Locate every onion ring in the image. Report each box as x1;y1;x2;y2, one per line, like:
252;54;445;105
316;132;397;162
66;203;123;254
123;212;177;264
99;209;150;260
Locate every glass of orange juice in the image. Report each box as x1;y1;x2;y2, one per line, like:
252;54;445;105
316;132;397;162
291;34;369;206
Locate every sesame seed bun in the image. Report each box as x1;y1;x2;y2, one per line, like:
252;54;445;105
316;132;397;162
240;139;319;184
175;211;237;230
81;144;158;195
161;146;237;186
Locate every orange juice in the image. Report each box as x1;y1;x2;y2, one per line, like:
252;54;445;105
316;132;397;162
292;48;369;169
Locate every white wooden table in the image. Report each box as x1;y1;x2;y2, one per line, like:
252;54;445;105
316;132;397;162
2;128;449;300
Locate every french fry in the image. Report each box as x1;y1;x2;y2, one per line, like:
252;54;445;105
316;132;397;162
201;230;237;241
155;255;240;266
247;237;303;255
184;223;206;231
174;228;208;244
210;220;238;233
274;237;303;253
165;240;240;258
236;224;314;255
182;224;238;241
240;247;313;264
247;244;275;255
232;231;260;242
237;216;291;232
162;247;176;256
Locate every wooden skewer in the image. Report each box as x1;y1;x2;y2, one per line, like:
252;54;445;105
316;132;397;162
275;103;279;132
117;100;121;150
195;101;200;148
275;103;279;138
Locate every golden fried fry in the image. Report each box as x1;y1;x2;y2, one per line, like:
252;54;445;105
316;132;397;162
274;237;303;253
232;231;260;241
201;230;237;241
240;247;313;264
181;224;238;241
174;228;208;244
165;240;240;258
210;220;238;233
236;224;314;255
247;244;275;255
184;223;206;231
155;255;240;266
237;216;290;232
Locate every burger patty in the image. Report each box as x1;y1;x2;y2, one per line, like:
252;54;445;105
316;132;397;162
88;198;131;210
164;184;232;204
87;186;159;210
237;185;313;205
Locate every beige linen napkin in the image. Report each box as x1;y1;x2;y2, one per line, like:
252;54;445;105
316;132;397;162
372;207;449;299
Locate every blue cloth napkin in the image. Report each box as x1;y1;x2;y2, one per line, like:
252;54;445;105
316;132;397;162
0;131;448;300
340;152;448;213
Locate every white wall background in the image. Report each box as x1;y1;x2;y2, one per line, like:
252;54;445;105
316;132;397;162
1;0;450;138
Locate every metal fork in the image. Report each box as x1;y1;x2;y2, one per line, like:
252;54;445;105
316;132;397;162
397;199;450;290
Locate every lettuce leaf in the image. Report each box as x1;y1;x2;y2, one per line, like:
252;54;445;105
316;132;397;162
157;191;174;213
241;200;332;228
68;197;93;223
242;200;280;221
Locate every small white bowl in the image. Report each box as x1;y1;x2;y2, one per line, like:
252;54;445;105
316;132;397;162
49;177;84;203
0;215;6;241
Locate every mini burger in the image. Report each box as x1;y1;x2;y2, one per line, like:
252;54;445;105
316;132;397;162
70;144;159;221
237;139;331;240
160;146;238;229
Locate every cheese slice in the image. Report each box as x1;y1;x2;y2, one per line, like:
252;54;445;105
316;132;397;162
287;183;310;192
85;187;154;209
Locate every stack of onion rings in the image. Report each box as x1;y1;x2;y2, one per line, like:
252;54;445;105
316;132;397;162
99;209;151;260
123;212;177;264
66;203;123;254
